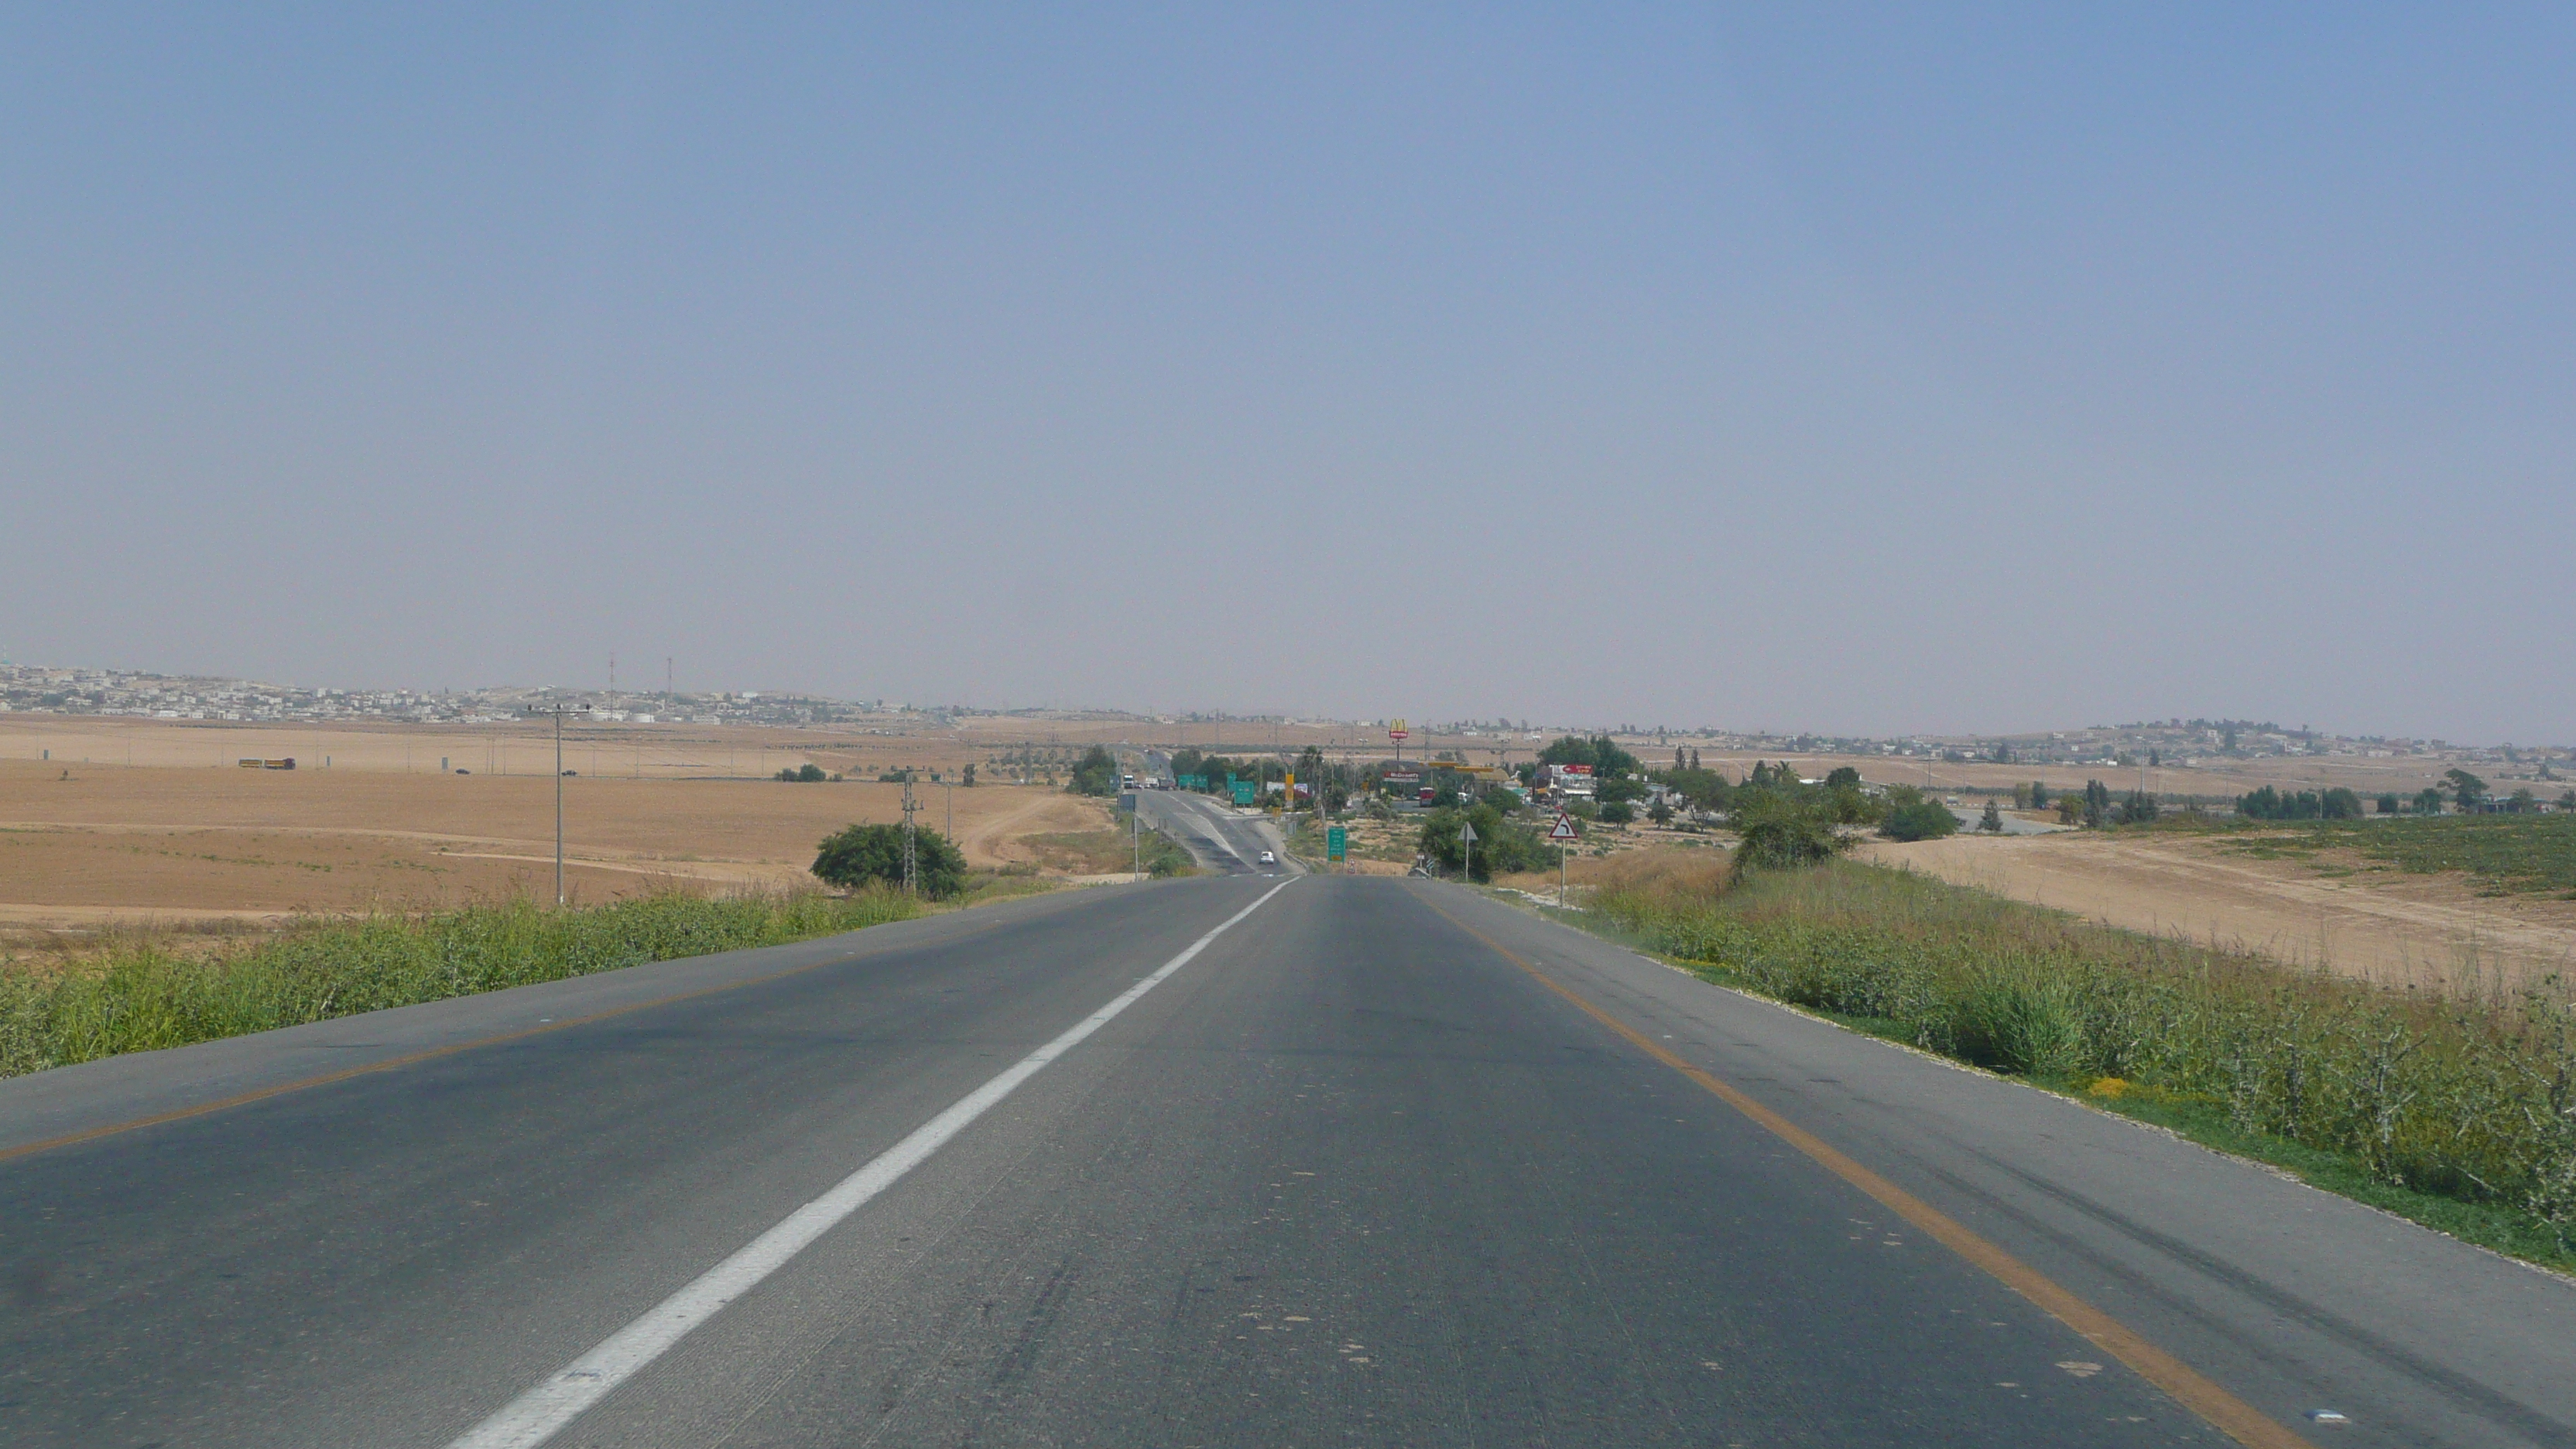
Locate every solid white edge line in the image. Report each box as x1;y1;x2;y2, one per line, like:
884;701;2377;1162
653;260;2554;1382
447;877;1295;1449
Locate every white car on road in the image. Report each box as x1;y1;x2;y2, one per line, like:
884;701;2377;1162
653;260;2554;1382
1257;850;1276;867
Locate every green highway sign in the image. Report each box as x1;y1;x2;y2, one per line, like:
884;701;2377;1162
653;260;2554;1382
1327;826;1347;862
1230;779;1258;806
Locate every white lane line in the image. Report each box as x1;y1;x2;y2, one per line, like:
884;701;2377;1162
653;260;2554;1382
447;878;1295;1449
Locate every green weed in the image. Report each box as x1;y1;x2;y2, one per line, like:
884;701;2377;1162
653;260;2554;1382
1583;859;2576;1271
0;888;922;1080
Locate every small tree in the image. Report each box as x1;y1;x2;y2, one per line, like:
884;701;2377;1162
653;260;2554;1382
1418;803;1544;881
1068;746;1121;796
812;823;968;899
1978;798;2003;833
2375;792;2400;814
2414;786;2446;815
1648;798;1674;826
1598;801;1634;824
961;763;976;787
2448;768;2489;811
2082;779;2112;829
2029;780;2050;811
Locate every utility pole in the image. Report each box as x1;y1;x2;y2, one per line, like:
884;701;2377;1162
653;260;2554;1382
901;772;919;894
527;703;588;907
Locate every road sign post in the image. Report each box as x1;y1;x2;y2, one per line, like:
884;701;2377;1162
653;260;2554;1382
1459;817;1477;882
1549;810;1578;907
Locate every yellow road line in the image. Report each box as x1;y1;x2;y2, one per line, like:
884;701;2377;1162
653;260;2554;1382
1420;892;2311;1449
0;909;1027;1166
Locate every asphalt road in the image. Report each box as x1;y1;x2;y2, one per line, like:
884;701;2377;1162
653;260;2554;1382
1129;786;1292;875
5;878;2571;1447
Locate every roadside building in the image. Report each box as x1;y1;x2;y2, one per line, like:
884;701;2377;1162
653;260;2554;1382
1540;763;1596;798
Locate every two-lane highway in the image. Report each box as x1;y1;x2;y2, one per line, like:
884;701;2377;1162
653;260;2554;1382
5;877;2571;1447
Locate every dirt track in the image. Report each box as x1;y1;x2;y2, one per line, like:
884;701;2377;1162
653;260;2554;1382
1855;832;2576;992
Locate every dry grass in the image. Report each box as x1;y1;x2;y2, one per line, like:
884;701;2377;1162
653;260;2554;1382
0;755;1113;926
1856;830;2576;994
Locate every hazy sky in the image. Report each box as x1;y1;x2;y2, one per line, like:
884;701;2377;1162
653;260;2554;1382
5;8;2569;742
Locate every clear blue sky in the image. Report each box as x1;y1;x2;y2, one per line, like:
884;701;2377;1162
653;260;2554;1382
5;7;2568;741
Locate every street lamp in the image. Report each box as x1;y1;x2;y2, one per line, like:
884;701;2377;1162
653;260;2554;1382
526;703;591;906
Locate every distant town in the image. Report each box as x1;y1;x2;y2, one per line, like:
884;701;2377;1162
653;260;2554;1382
0;663;886;730
0;662;2562;776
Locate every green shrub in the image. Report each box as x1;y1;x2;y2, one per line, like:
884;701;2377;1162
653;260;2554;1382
812;823;968;898
1730;791;1848;871
1878;787;1959;842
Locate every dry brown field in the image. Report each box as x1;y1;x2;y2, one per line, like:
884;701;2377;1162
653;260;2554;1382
2;714;1003;781
1854;831;2576;993
1486;815;2576;994
0;737;1111;935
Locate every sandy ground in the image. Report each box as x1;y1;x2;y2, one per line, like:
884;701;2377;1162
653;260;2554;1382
0;714;1006;781
0;757;1110;931
1854;832;2576;992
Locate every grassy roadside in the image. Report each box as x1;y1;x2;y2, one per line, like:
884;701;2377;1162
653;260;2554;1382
1526;855;2576;1276
0;884;992;1080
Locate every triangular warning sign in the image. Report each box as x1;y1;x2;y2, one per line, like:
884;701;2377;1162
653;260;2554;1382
1549;813;1578;840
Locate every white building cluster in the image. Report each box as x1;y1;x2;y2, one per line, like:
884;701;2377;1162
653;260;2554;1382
0;664;894;730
